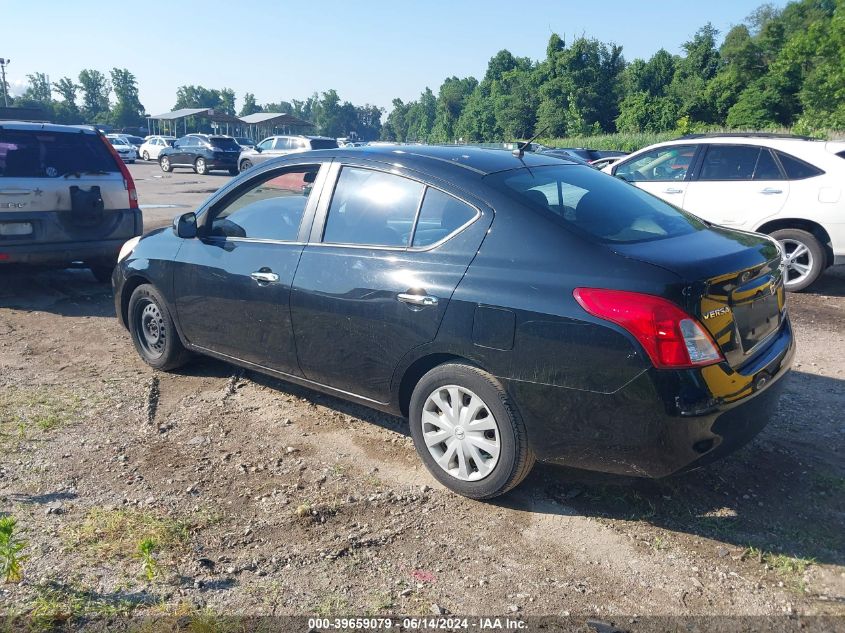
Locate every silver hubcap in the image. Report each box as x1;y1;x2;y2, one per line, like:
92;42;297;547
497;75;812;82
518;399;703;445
780;238;814;287
161;158;169;170
197;159;205;172
422;385;500;481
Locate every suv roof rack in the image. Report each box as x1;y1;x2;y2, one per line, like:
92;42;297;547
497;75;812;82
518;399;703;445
678;132;816;141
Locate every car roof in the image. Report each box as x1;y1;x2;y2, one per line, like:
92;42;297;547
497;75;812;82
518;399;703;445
315;145;576;175
0;120;99;135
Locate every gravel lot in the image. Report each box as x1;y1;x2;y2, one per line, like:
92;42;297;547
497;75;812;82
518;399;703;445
0;160;843;625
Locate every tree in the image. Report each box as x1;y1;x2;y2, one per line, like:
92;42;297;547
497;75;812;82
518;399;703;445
430;76;478;142
15;73;55;120
52;77;82;124
219;88;236;116
78;69;111;123
239;92;260;116
110;68;145;128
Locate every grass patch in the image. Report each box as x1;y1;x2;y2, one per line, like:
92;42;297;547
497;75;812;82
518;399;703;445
25;582;141;630
65;509;188;560
0;387;86;442
313;593;351;616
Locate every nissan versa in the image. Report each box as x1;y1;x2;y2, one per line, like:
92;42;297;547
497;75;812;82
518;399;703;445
113;146;794;499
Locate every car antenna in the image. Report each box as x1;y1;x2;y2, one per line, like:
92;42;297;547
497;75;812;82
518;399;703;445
512;125;548;158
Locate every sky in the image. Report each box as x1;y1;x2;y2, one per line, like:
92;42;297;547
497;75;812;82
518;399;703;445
2;0;785;115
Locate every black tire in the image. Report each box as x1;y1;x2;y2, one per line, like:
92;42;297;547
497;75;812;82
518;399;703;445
195;157;208;175
409;363;535;499
159;156;172;172
127;284;191;371
89;263;115;284
142;151;150;161
239;159;252;173
769;228;825;292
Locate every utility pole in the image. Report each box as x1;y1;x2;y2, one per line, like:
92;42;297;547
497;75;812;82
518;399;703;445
0;58;9;107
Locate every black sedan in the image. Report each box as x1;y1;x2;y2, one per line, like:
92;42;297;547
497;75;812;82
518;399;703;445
158;134;241;175
113;146;794;499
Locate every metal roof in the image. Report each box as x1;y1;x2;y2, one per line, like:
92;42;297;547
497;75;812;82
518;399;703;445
239;112;314;127
148;108;211;120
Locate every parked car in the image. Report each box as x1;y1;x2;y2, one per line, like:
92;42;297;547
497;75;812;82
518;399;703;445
547;147;628;162
0;121;142;282
238;135;338;172
107;137;137;163
590;156;625;170
138;136;176;161
107;133;143;154
234;137;256;151
605;133;845;291
540;149;593;166
113;146;793;499
158;134;241;175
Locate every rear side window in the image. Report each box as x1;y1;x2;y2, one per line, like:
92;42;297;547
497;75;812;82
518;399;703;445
486;165;705;244
776;151;824;180
309;139;338;150
412;188;477;247
0;130;118;178
209;137;240;151
323;167;424;247
209;165;320;241
752;149;783;180
838;151;845;160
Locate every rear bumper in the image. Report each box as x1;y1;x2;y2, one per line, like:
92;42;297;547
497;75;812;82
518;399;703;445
0;209;142;266
507;317;795;478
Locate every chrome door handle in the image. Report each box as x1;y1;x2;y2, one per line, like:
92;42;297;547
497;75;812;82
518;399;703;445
662;187;683;194
760;188;783;195
250;271;279;283
398;293;438;306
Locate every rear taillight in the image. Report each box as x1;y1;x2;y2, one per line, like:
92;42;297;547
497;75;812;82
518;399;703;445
573;288;723;369
99;133;139;210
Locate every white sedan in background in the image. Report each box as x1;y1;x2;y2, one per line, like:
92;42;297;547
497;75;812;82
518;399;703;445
138;136;176;161
107;137;137;163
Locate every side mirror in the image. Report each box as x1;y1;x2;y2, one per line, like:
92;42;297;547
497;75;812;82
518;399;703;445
254;146;262;153
173;212;198;239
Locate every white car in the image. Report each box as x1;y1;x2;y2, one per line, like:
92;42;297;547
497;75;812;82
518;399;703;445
138;135;176;161
605;134;845;290
106;136;137;163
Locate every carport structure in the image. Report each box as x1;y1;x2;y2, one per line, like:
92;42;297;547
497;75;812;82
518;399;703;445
239;112;315;142
146;108;244;137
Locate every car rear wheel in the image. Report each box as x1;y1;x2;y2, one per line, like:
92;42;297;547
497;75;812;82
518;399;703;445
128;284;191;371
195;157;208;175
409;363;535;499
770;228;825;292
239;159;252;173
160;156;172;172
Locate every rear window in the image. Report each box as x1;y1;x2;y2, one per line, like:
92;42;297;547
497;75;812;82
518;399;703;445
209;137;241;151
776;151;824;179
309;139;339;150
0;130;118;178
485;165;705;244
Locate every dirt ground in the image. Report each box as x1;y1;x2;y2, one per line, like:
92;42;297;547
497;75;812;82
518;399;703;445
0;161;843;625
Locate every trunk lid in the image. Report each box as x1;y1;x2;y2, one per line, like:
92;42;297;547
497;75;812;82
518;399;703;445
611;225;785;369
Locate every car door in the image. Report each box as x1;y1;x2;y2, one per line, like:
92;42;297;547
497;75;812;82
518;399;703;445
170;137;191;165
172;161;330;374
682;144;790;228
290;161;492;403
612;144;699;206
252;137;282;166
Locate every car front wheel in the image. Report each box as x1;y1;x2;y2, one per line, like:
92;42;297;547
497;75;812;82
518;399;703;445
770;228;825;292
160;156;172;172
127;284;191;371
142;151;150;161
409;363;535;499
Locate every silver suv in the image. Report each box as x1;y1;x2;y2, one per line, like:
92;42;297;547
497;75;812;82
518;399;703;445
0;121;142;282
238;135;338;172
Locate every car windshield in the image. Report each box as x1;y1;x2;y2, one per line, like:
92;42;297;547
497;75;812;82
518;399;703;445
484;165;705;244
209;137;241;151
309;139;339;150
109;138;127;146
0;130;119;177
126;136;143;144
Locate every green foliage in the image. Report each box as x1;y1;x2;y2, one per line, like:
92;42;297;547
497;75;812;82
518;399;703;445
137;538;159;582
0;516;28;583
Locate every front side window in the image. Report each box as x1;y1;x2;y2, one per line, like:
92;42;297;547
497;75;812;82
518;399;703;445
257;138;274;151
486;165;705;244
614;145;696;182
412;188;478;247
208;165;320;241
323;167;424;247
